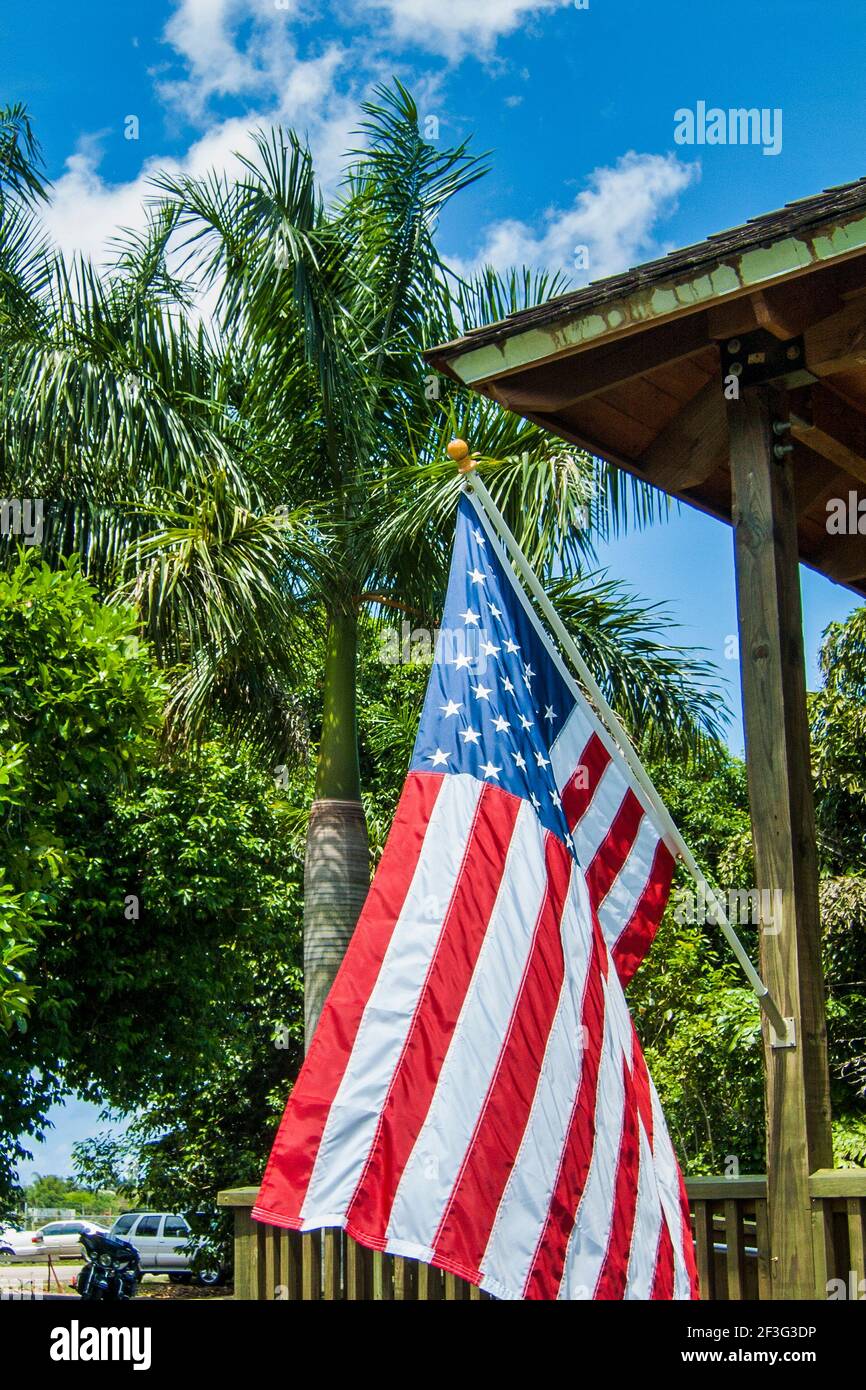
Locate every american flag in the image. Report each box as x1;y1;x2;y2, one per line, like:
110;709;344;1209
254;491;699;1300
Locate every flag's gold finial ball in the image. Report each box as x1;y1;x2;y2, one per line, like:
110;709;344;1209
447;438;476;473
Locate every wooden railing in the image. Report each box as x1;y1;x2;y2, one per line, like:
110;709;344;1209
218;1170;866;1300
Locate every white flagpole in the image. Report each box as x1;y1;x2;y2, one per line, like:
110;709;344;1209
452;445;790;1045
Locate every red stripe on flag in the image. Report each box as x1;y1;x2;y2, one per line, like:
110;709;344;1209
585;788;644;910
253;770;444;1224
631;1023;654;1151
430;833;573;1278
344;782;522;1246
562;733;611;832
523;916;608;1300
650;1216;676;1300
611;841;676;986
594;1057;641;1299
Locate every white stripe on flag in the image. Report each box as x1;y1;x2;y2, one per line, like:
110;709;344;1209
624;1123;664;1300
650;1079;692;1300
571;756;631;870
596;815;658;941
558;973;632;1298
478;868;594;1299
300;773;484;1227
549;704;593;792
385;801;551;1257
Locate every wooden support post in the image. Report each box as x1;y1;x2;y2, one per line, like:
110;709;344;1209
234;1209;264;1300
727;383;834;1299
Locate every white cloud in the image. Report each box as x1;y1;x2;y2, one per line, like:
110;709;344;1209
42;43;354;266
39;3;698;302
354;0;575;60
38;1;365;266
450;151;701;284
159;0;309;118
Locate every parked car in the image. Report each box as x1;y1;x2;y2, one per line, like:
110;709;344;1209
1;1220;109;1261
0;1226;18;1263
110;1212;224;1285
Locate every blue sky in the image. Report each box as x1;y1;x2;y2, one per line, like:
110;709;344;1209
4;0;864;1178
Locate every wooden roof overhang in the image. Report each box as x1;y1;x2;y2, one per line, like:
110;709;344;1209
427;178;866;597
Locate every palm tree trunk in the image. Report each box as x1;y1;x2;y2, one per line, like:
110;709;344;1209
303;607;369;1048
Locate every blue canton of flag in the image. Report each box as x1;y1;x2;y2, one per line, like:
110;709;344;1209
410;492;578;846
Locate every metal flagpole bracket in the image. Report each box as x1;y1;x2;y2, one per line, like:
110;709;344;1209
770;1015;797;1050
449;440;791;1042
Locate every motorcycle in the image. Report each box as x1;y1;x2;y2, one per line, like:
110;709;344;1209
75;1230;141;1300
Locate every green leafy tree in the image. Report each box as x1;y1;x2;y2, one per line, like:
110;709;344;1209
1;91;723;1052
24;1174;76;1208
810;607;866;1162
1;729;306;1207
0;551;163;1033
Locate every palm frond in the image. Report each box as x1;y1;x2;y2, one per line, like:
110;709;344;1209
547;570;727;761
0;103;48;206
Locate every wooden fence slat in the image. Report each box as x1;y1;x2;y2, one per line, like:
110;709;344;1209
302;1231;322;1300
723;1200;746;1301
345;1236;360;1300
346;1236;373;1300
693;1201;715;1301
445;1271;471;1300
846;1198;865;1293
322;1229;340;1300
417;1263;443;1300
263;1226;279;1300
373;1251;394;1300
279;1229;301;1301
393;1256;417;1301
755;1198;771;1300
810;1198;835;1298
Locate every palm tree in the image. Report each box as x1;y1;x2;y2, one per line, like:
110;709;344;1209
1;89;725;1046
